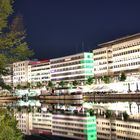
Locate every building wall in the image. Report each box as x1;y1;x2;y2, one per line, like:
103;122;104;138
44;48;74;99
13;61;30;86
28;60;50;84
112;37;140;74
93;33;140;79
50;52;94;82
93;47;109;77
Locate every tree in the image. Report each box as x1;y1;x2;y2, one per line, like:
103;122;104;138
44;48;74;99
26;82;31;88
119;72;126;81
16;84;21;89
59;80;65;88
37;82;42;88
48;81;55;93
101;75;111;84
72;80;79;87
87;109;94;116
123;111;129;121
2;13;34;63
86;76;95;85
0;0;13;30
0;1;34;89
48;81;54;89
105;110;112;118
0;108;23;140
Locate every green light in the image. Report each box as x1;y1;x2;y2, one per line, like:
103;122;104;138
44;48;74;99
84;116;97;140
85;70;92;74
80;60;93;64
81;65;93;68
84;53;93;59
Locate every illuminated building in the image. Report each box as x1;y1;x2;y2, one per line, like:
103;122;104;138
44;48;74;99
93;47;110;77
50;52;94;82
93;33;140;81
28;60;50;84
13;60;30;86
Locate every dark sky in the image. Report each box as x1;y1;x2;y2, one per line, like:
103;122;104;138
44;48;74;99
14;0;140;60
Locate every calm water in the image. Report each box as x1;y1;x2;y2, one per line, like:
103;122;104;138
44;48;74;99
1;99;140;140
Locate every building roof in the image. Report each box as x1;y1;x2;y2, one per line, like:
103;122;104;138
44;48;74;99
50;52;92;61
98;32;140;47
30;60;49;65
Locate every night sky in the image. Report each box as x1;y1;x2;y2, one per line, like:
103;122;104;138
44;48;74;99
14;0;140;60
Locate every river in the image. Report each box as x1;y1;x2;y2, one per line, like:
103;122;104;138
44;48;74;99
1;99;140;140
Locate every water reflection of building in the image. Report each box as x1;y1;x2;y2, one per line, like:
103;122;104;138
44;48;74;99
31;112;52;135
16;109;140;140
95;102;140;116
16;109;97;140
97;117;140;140
14;101;140;140
52;113;96;140
15;110;32;135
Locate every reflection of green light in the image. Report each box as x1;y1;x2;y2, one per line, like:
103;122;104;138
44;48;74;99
83;116;97;140
85;70;92;74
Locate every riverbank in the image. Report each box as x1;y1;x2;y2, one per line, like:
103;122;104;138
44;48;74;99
0;96;19;100
84;92;140;101
39;94;83;100
1;92;140;101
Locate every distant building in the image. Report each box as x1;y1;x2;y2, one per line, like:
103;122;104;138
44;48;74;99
28;60;50;84
93;33;140;81
50;52;94;82
13;60;30;86
3;33;140;86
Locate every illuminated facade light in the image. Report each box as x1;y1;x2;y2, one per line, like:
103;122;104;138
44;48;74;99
50;52;94;82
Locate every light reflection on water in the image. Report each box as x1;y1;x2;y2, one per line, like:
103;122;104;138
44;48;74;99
1;99;140;119
1;99;140;140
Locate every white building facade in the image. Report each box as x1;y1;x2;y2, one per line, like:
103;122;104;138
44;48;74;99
93;33;140;81
13;60;30;86
28;60;50;84
50;52;94;82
